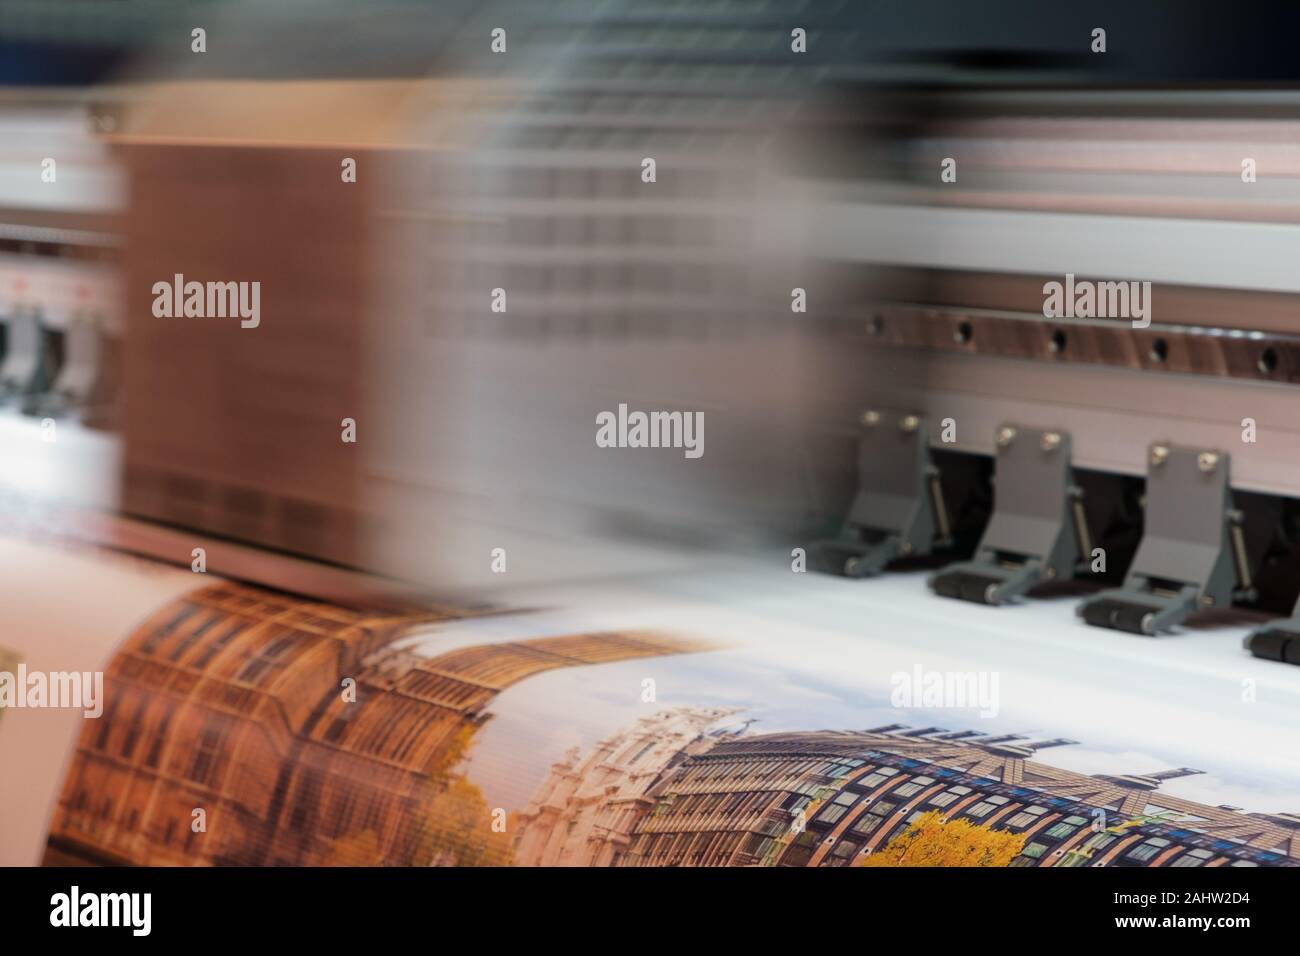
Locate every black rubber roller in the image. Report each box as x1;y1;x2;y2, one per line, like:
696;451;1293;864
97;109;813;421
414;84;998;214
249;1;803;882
810;542;873;578
1080;598;1156;635
931;570;1003;605
1244;629;1296;663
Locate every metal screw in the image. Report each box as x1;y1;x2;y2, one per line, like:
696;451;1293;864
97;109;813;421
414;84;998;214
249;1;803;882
899;415;920;433
1040;431;1062;452
1149;444;1170;467
996;426;1017;448
860;410;881;427
1198;451;1220;473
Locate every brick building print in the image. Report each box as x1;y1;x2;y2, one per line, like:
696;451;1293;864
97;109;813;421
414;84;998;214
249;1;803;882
517;715;1300;867
45;582;1298;869
514;707;748;866
44;583;710;866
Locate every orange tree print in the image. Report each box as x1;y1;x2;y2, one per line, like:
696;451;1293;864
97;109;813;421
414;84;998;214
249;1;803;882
860;811;1026;867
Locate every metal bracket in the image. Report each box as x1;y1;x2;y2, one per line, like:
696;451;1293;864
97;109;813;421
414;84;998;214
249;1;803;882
0;309;53;401
810;410;948;578
930;425;1084;605
24;315;109;417
1078;444;1246;635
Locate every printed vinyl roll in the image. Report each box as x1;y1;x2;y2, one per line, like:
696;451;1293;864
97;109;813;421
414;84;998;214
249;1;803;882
0;533;198;865
5;527;1300;868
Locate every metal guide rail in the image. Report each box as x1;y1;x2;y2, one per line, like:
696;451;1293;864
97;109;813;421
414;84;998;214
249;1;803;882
854;301;1300;387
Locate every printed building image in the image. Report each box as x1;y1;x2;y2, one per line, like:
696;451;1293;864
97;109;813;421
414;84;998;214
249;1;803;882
517;715;1300;868
514;708;748;866
43;582;711;866
39;580;1300;870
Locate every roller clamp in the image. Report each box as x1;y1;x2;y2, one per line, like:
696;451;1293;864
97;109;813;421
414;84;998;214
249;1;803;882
1078;444;1249;635
930;425;1086;605
23;315;111;418
0;309;54;401
810;411;949;578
